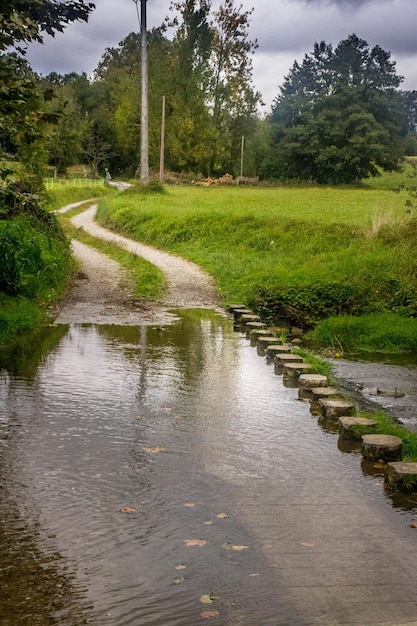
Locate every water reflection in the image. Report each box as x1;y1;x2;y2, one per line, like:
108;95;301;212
1;310;417;625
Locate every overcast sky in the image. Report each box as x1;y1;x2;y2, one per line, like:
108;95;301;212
26;0;417;110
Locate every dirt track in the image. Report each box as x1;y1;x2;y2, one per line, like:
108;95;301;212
54;202;221;325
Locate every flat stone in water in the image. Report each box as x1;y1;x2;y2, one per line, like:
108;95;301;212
311;387;340;400
284;362;313;378
298;374;329;400
275;353;304;365
386;462;417;492
240;314;261;324
338;416;378;441
299;374;328;388
234;309;253;320
266;345;293;362
362;434;403;462
319;398;355;421
229;304;246;313
257;336;282;356
310;387;341;414
250;329;271;346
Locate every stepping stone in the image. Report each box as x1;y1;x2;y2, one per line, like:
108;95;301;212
233;308;253;320
250;328;271;346
338;416;378;441
257;336;281;355
229;304;246;314
361;434;403;462
310;387;340;414
319;398;355;421
283;362;313;379
245;322;266;338
298;374;328;399
386;462;417;492
274;353;304;372
265;345;293;362
240;314;261;325
274;352;304;364
311;387;340;400
299;373;328;388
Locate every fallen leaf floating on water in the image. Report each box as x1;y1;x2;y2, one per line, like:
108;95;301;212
135;415;145;420
216;513;228;519
200;610;220;618
173;577;185;585
184;539;207;547
262;543;273;550
204;521;213;526
120;506;137;513
409;521;417;528
175;564;187;570
199;593;220;604
301;542;315;548
142;446;166;454
184;502;196;508
222;542;249;551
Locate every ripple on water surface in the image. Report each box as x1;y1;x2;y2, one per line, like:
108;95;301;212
1;311;417;626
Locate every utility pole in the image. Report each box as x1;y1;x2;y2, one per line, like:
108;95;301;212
140;0;149;183
240;135;245;178
160;95;166;183
133;0;149;182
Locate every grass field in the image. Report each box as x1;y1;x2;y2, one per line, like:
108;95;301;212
95;178;417;352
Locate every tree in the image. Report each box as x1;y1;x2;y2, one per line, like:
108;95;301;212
267;34;406;184
207;0;261;174
0;1;94;51
0;1;95;164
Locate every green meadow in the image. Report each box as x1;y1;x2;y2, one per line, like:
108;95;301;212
96;177;417;353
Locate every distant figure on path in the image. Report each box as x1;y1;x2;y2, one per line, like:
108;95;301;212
105;168;112;181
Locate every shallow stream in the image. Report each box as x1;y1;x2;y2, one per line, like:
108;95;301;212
1;309;417;625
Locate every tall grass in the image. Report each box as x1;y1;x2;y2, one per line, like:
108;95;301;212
96;184;417;345
43;183;116;212
0;294;48;344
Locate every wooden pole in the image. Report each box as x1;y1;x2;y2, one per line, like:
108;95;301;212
140;0;149;183
159;95;166;183
240;135;245;178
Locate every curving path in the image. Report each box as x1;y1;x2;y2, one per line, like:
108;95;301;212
55;201;221;325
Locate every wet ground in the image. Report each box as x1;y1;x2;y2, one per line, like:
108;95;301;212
1;310;417;626
330;357;417;431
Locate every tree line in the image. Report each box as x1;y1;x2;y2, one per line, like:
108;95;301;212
1;0;417;186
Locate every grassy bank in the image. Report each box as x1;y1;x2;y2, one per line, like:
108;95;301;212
0;184;108;346
96;183;417;352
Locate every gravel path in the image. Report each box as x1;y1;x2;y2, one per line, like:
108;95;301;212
54;203;221;325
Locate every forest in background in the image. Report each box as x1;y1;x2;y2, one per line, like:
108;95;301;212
2;0;417;183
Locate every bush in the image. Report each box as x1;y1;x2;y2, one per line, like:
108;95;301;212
251;280;371;329
0;218;71;299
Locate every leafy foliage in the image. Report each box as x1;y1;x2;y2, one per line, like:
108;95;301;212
0;0;94;51
266;35;406;183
